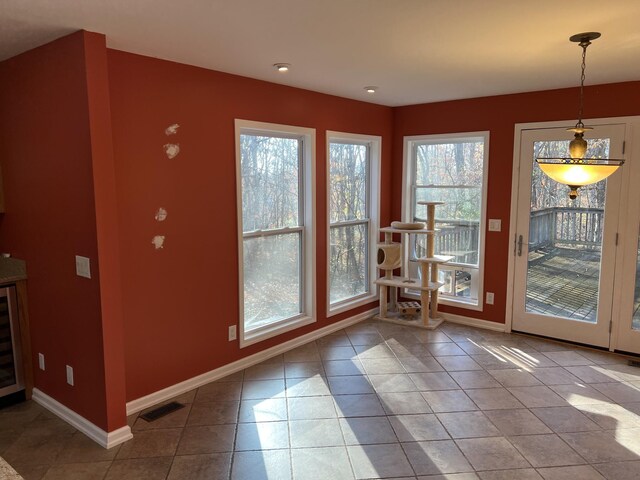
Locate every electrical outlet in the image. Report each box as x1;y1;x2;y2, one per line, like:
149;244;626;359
75;255;91;279
66;365;74;386
38;353;45;370
228;325;237;341
486;292;495;305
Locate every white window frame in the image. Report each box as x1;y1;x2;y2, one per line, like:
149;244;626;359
326;131;381;317
402;131;489;311
235;119;316;347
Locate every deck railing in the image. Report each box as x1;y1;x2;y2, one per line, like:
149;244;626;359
529;207;604;250
412;207;603;260
414;218;480;264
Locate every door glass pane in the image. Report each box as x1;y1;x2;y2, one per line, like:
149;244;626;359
243;233;301;331
633;234;640;331
525;138;610;323
329;223;368;304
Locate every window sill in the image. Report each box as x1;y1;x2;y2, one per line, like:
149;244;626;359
327;292;378;318
241;315;316;348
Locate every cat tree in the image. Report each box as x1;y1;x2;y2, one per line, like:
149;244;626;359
374;201;453;329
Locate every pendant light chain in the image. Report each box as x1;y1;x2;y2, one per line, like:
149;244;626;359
577;39;590;128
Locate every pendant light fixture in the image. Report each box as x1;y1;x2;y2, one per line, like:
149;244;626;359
536;32;624;199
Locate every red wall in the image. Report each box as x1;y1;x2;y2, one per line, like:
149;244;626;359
106;50;394;401
393;81;640;324
0;31;126;430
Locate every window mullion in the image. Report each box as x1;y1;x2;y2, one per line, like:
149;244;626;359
329;219;369;228
243;226;304;239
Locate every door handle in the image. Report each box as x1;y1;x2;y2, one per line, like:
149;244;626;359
517;235;523;256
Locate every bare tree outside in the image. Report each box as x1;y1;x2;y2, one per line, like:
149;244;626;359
525;138;610;323
412;139;485;299
329;142;369;305
241;134;302;330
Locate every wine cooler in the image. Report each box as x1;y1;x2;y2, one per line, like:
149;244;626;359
0;286;23;398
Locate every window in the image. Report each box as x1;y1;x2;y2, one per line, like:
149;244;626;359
327;132;381;315
235;120;315;346
403;132;489;309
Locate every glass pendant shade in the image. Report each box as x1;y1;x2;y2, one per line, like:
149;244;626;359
537;161;620;186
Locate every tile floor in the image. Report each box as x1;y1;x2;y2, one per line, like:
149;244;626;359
1;320;640;479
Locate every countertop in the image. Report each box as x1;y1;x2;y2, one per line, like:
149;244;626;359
0;257;27;283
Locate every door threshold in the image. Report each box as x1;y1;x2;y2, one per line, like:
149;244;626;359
511;330;640;359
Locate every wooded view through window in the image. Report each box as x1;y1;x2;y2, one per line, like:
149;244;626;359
240;133;304;332
525;138;609;323
408;135;487;304
329;141;370;306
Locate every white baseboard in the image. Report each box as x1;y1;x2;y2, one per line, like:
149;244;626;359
32;388;132;449
126;308;377;415
441;312;506;332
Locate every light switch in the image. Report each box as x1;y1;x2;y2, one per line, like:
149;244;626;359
75;255;91;279
488;219;502;232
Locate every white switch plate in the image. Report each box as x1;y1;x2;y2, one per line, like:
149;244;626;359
66;365;74;386
38;353;45;370
486;292;495;305
488;219;502;232
75;255;91;279
228;325;237;341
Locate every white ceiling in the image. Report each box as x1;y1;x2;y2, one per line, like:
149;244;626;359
2;0;640;106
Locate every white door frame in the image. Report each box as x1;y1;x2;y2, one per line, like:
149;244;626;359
506;115;640;353
611;120;640;353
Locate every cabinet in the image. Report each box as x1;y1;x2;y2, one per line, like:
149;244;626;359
0;259;32;402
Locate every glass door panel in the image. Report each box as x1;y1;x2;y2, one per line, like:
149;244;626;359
615;193;640;355
525;138;609;324
512;125;625;348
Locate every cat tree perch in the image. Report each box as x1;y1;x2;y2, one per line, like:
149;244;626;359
374;201;453;329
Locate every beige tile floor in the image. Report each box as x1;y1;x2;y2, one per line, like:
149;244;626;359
1;320;640;479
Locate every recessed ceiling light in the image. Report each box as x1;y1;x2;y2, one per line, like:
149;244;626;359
364;86;378;93
273;63;291;72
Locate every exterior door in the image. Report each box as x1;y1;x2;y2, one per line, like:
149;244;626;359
614;131;640;355
512;125;625;348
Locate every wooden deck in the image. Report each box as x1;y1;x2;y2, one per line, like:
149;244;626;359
526;246;640;330
526;247;601;322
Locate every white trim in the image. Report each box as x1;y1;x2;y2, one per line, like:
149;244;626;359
401;131;490;310
126;308;377;416
326;131;381;317
32;388;132;449
235;119;317;347
442;312;506;332
505;123;522;333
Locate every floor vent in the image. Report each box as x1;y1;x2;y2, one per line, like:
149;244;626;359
629;360;640;368
140;401;185;422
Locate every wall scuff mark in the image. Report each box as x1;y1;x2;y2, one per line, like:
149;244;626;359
165;123;180;136
151;235;165;249
163;143;180;159
154;208;168;222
